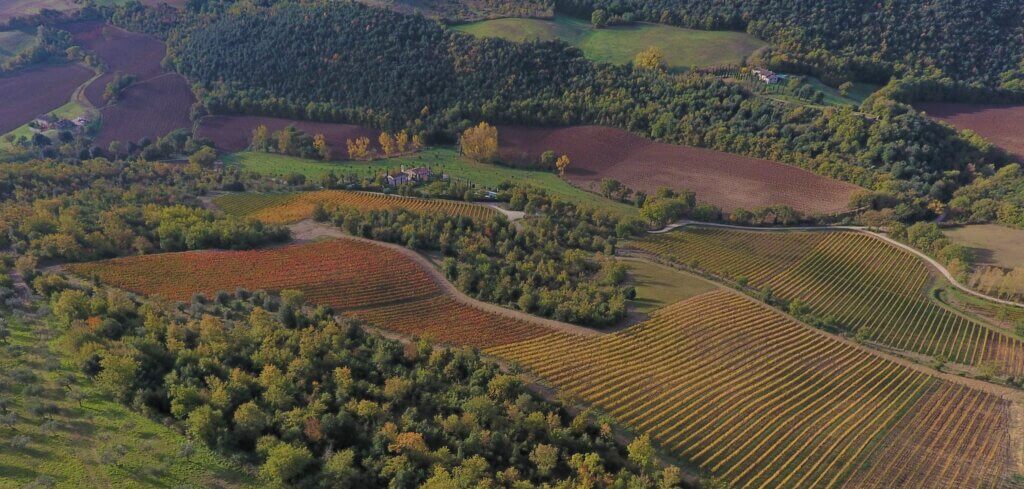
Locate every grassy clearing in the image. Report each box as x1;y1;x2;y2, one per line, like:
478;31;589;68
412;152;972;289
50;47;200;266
452;14;766;70
944;224;1024;269
0;312;254;488
622;257;717;314
0;30;36;64
803;77;879;107
225;148;639;216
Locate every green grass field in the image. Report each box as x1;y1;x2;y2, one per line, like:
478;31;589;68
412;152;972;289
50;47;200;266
0;29;36;64
452;14;766;70
944;224;1024;269
0;312;254;488
623;257;717;314
804;77;879;107
225;148;639;216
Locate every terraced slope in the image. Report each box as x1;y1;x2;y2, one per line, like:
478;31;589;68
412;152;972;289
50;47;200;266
214;190;499;224
489;290;1018;488
631;228;1024;376
68;239;543;347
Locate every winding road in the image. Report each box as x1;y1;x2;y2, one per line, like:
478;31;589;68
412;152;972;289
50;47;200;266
656;219;1024;309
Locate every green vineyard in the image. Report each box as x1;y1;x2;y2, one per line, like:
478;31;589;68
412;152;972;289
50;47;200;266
631;228;1024;376
488;290;1016;488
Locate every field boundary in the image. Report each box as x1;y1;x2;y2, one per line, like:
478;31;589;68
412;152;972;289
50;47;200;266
659;220;1024;309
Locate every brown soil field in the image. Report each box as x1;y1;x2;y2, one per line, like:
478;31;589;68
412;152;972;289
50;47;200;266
0;63;92;134
916;103;1024;160
0;0;75;23
65;21;167;107
197;115;381;156
498;125;863;214
94;73;194;147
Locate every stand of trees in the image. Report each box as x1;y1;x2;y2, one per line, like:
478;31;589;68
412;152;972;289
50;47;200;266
322;186;633;327
45;284;682;487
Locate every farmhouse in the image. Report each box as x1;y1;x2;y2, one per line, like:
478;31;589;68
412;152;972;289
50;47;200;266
386;172;409;187
752;68;780;84
387;166;435;186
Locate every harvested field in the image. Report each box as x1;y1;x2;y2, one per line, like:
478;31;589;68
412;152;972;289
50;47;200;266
0;63;91;134
214;190;500;224
197;115;380;155
68;239;549;348
489;289;1016;488
631;227;1024;376
65;21;167;107
94;73;194;147
498;125;862;214
916;103;1024;160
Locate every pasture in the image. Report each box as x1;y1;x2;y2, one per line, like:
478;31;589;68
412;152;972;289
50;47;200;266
498;125;862;214
213;189;500;224
944;224;1024;270
68;239;551;347
453;15;766;71
623;257;717;315
631;227;1024;376
224;149;640;216
0;29;36;64
489;290;1015;488
0;314;253;487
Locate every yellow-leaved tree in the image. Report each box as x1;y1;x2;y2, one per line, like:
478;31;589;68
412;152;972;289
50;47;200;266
634;46;666;71
555;154;570;176
313;133;331;161
395;130;409;153
346;137;371;160
460;122;498;162
379;132;396;157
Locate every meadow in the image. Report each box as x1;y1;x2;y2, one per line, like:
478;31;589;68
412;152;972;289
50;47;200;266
224;149;640;216
0;29;36;64
452;14;766;71
631;227;1024;376
622;257;717;315
489;289;1015;488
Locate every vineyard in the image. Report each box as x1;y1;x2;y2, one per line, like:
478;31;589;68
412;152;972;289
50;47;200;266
68;239;546;347
213;190;499;224
488;290;1018;488
630;228;1024;377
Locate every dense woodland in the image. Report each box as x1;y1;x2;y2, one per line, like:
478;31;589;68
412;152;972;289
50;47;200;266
322;187;635;327
558;0;1024;88
42;285;680;487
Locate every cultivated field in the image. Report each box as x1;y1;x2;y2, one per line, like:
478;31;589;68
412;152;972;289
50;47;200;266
498;125;862;214
631;227;1024;376
916;103;1024;160
453;15;765;71
68;239;549;347
489;290;1017;488
196;115;381;155
224;149;640;216
64;21;195;146
95;74;194;147
0;63;92;134
214;190;500;224
0;0;75;23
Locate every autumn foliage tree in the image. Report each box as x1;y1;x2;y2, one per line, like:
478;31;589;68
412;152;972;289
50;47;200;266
313;133;331;160
378;132;396;157
460;122;498;163
346;137;371;160
634;46;666;71
556;154;571;176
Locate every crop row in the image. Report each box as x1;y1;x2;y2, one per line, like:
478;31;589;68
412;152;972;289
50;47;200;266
489;289;1013;488
631;228;1024;376
68;240;438;310
213;190;499;224
69;239;545;348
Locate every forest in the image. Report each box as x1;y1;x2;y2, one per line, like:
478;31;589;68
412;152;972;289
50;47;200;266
41;284;680;487
556;0;1024;88
157;1;1011;213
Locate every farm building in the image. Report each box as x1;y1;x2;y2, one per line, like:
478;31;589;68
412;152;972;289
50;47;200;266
387;166;435;186
753;68;780;84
